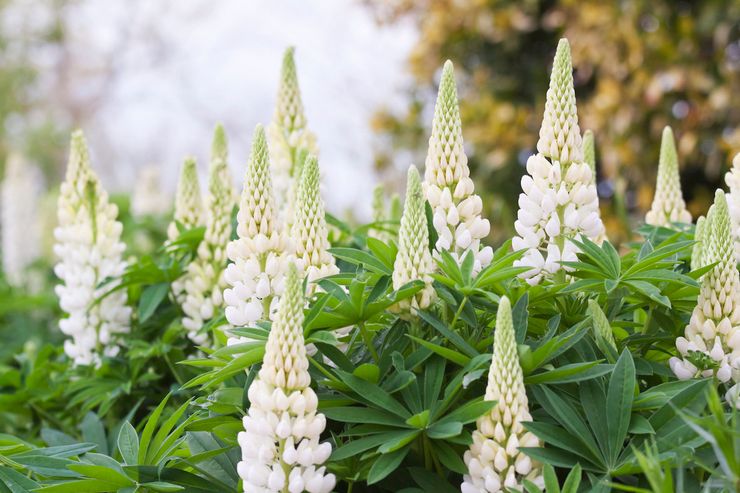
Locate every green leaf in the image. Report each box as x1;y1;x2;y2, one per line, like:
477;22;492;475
407;336;470;366
328;247;392;275
525;362;611;385
117;422;139;466
606;349;635;464
138;282;169;322
323;407;406;427
512;294;529;344
66;465;134;487
332;432;407;461
426;421;462;439
336;372;410;419
378;430;420;454
138;394;170;464
0;466;38;492
80;413;108;457
367;446;410;485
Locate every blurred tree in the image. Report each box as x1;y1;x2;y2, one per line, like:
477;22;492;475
367;0;740;243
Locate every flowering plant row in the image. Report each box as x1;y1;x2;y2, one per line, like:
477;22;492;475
1;39;739;493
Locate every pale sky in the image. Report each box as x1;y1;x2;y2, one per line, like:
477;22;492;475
19;0;418;219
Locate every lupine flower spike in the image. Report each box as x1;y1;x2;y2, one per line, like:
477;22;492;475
512;39;605;284
691;215;707;273
168;158;204;242
54;131;131;366
267;47;318;227
1;153;41;285
423;60;492;274
645;126;691;227
224;125;291;345
237;264;335;493
209;123;238;205
392;165;435;317
371;183;392;241
723;153;740;260
587;299;617;354
670;190;740;392
180;159;235;344
462;296;543;492
291;154;339;294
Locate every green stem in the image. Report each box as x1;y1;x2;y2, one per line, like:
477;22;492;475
358;322;379;362
164;352;185;386
450;296;468;329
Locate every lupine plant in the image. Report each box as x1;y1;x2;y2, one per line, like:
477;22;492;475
2;38;740;493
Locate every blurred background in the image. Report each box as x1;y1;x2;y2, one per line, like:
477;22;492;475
0;0;739;255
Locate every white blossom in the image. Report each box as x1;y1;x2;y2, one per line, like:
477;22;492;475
645;126;691;227
392;165;435;317
167;157;204;242
291;154;338;293
670;190;740;385
224;125;292;345
512;39;605;285
723;153;740;260
131;165;170;217
267;47;318;228
1;153;41;285
237;264;335;493
423;60;492;274
53;131;131;366
462;296;543;493
180;158;235;345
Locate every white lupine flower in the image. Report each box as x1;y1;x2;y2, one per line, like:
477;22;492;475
131;166;170;217
723;153;740;260
267;47;318;228
645;126;692;227
462;297;543;493
167;158;204;242
53;131;131;366
669;190;740;384
1;153;41;285
224;125;292;345
237;264;335;493
512;39;605;285
180;159;235;344
690;215;706;273
291;154;338;293
392;165;435;317
423;60;493;274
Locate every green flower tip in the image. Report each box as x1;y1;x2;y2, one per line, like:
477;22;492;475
496;296;513;332
282;46;296;72
299;154;320;193
659;126;677;171
407;164;422;192
283;261;302;303
583;130;595;172
211;123;228;163
440;59;457;99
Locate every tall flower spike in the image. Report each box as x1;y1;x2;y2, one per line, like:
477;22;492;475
690;215;706;272
513;39;605;284
723;153;740;260
54;131;131;366
223;125;291;345
462;297;543;493
392;165;435;317
423;60;493;274
237;264;335;493
371;183;392;241
537;39;582;165
645;126;692;227
167;158;204;242
670;190;740;386
1;153;41;285
291;154;338;294
179;160;235;344
267;47;318;227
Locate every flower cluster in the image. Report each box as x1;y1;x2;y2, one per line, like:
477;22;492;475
53;131;131;366
180;159;235;344
670;190;740;387
462;296;543;493
131;166;170;217
237;264;335;493
512;39;605;285
1;153;41;285
267;47;318;228
724;153;740;260
224;125;291;345
644;126;691;227
423;60;492;274
392;165;435;316
291;154;338;293
167;158;204;242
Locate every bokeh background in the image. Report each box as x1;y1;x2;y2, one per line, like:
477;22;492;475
0;0;739;249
